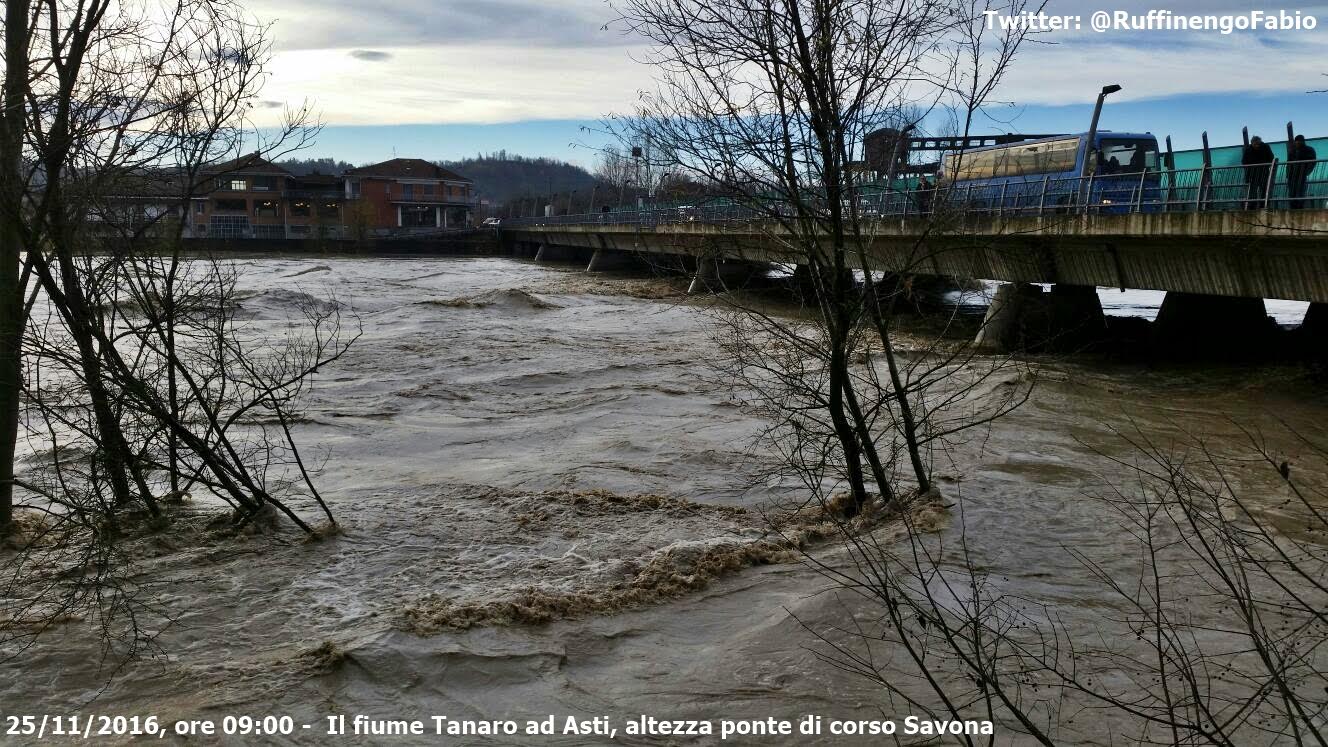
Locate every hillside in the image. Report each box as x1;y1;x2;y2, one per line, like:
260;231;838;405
439;153;597;207
277;152;608;211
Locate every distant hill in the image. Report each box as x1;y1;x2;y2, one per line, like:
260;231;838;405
439;152;597;207
277;152;610;212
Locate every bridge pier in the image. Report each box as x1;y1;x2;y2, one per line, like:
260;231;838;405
1046;284;1108;349
688;261;718;294
688;259;766;294
1301;302;1328;339
974;283;1107;353
1153;292;1276;357
533;243;583;263
586;247;634;272
974;283;1046;353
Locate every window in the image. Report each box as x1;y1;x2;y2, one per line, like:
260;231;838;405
255;199;279;217
1097;139;1158;175
350;181;361;197
229;179;247;191
193;201;206;214
209;214;250;238
401;205;433;227
943;149;1001;181
319;202;339;218
423;184;433;196
403;184;414;199
1002;138;1080;177
214;198;247;212
943;137;1083;181
251;176;275;191
290;200;311;217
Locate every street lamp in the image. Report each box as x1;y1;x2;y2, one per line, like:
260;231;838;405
1086;84;1122;149
1080;84;1122;209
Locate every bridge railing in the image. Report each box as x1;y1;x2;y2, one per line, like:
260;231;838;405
504;159;1328;228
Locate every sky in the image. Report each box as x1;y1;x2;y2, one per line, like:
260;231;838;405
246;0;1328;167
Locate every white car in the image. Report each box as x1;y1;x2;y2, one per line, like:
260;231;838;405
481;217;501;226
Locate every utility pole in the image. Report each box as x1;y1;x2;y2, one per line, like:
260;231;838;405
645;133;653;206
633;145;642;209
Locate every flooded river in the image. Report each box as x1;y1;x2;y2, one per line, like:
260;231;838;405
5;257;1325;744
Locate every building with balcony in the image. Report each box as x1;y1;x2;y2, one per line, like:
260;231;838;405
190;155;297;239
343;158;475;233
103;153;473;241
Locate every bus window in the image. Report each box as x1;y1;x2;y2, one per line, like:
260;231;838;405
1004;137;1080;177
943;136;1082;181
1098;139;1158;175
944;148;1006;181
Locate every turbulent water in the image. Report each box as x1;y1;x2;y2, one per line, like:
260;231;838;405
5;257;1325;744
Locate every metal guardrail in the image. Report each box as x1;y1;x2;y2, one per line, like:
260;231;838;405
503;159;1328;228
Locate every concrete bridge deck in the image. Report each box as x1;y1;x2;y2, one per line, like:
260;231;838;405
502;209;1328;304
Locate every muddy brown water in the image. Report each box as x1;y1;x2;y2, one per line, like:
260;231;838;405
5;257;1325;745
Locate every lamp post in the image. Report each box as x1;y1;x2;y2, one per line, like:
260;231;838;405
1080;83;1122;210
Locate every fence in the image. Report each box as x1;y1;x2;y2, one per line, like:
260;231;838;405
505;158;1328;228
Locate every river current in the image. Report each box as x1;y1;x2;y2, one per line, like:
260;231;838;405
5;256;1324;745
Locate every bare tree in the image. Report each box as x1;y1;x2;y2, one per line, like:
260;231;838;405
593;146;635;191
607;0;1041;518
0;0;354;658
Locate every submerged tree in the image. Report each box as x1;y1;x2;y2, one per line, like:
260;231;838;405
607;1;1325;741
607;0;1040;511
0;0;352;657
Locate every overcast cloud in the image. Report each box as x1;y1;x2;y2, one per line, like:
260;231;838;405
247;0;1328;127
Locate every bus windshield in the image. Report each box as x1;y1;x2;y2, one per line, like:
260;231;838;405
1097;139;1158;175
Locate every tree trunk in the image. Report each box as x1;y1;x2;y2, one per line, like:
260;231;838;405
0;0;30;528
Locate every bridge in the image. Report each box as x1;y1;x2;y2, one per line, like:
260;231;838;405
497;160;1328;353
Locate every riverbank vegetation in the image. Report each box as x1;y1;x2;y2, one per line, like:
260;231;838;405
0;0;351;658
607;0;1327;741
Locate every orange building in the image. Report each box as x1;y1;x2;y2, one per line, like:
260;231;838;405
343;158;476;232
182;154;473;239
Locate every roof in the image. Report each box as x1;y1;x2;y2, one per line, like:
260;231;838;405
345;158;471;182
204;153;292;176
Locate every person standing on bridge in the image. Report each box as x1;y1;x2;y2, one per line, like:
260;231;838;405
1242;136;1275;208
914;175;934;214
1286;135;1317;210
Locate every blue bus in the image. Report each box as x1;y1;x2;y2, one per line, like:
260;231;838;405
938;131;1162;213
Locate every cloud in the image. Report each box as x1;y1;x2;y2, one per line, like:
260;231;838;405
249;0;626;51
243;0;1328;128
996;32;1327;107
255;45;650;127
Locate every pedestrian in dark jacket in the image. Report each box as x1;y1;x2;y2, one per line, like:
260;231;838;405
1286;135;1317;209
915;175;934;214
1242;136;1275;208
